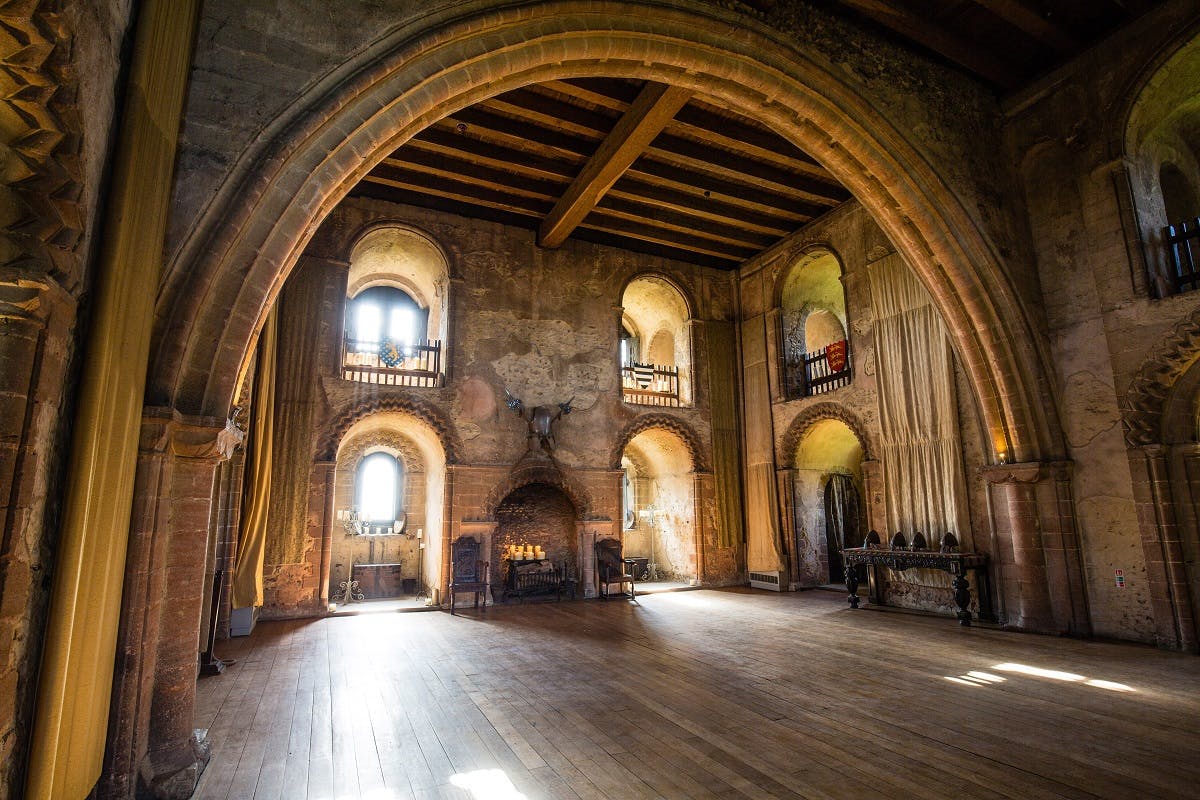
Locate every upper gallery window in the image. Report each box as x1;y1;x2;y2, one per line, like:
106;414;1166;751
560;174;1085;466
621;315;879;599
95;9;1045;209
779;249;851;399
619;276;692;408
341;225;450;387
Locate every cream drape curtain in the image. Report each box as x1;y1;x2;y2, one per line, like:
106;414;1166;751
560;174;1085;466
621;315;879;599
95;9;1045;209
869;255;968;541
232;306;278;609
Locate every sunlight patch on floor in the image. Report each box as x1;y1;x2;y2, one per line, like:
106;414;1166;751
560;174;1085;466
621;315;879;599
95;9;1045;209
449;769;528;799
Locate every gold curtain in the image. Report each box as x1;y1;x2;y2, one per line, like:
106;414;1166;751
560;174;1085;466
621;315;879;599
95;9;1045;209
232;306;278;608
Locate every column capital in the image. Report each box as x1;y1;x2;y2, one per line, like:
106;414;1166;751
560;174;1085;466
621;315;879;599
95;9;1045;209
980;459;1073;484
138;407;244;461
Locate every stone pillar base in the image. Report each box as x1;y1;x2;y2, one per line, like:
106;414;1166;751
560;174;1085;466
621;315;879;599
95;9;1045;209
139;729;211;800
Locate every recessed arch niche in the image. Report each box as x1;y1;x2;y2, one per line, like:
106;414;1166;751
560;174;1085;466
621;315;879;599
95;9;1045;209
790;417;865;586
333;411;447;602
622;426;698;583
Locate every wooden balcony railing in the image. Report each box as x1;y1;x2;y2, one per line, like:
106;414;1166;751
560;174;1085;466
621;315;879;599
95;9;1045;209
621;362;680;407
794;340;851;397
1166;218;1200;295
342;336;443;387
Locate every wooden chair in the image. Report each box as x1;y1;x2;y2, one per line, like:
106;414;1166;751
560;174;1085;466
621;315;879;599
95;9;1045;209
595;537;635;600
449;536;489;615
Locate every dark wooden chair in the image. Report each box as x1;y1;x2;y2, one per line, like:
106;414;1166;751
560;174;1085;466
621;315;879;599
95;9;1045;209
595;537;635;600
449;536;489;615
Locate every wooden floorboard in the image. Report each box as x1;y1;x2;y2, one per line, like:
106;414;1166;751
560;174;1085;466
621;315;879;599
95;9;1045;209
193;589;1200;800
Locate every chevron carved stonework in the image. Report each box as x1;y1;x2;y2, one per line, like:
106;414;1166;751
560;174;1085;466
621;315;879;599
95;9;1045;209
1121;305;1200;447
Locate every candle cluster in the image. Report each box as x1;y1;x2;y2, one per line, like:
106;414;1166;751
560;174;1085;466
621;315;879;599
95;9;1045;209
505;543;544;560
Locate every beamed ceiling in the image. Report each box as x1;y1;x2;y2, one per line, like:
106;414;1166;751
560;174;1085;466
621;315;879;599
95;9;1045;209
347;1;1162;270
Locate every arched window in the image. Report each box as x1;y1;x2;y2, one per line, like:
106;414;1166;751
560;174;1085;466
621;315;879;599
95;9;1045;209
356;452;403;523
620;277;691;407
779;251;851;398
349;286;426;351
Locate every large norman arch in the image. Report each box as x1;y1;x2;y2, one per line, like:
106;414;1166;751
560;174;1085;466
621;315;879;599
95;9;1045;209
150;0;1058;466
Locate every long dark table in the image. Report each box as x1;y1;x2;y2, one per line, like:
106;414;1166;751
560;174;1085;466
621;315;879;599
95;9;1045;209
841;546;993;625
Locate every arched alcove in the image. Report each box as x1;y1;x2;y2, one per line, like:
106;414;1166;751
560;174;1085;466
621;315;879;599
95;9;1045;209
790;418;865;586
779;249;849;399
347;225;450;344
622;427;697;584
333;411;448;604
620;275;694;407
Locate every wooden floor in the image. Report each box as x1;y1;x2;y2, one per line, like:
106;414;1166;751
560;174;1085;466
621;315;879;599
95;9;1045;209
193;588;1200;800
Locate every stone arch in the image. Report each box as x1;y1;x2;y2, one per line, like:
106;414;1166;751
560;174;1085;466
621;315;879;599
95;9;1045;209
319;395;462;463
610;413;710;473
1121;305;1200;446
150;0;1055;465
771;243;846;309
481;461;592;521
778;402;875;463
616;269;698;320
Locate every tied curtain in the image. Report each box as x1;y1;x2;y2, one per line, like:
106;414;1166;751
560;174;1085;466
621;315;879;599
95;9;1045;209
232;306;278;609
869;255;968;541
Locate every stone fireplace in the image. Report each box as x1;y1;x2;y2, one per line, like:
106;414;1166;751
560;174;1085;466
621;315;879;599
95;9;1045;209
492;481;578;590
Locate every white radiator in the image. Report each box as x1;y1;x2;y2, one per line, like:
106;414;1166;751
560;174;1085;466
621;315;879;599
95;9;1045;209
749;570;784;591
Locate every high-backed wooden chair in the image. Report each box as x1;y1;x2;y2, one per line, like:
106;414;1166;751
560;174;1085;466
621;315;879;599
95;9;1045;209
595;537;635;600
449;536;488;615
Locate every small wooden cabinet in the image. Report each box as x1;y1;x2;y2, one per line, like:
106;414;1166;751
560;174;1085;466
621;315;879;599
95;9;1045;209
352;563;404;599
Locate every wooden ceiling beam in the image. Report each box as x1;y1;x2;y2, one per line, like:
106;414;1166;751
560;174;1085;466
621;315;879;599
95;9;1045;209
835;0;1024;88
625;160;836;219
593;197;777;250
605;183;798;237
362;166;552;217
380;152;561;203
644;138;849;206
966;0;1080;52
539;82;693;248
578;214;761;261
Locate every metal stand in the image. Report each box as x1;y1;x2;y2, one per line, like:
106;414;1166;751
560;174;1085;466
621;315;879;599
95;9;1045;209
338;562;364;605
199;569;234;675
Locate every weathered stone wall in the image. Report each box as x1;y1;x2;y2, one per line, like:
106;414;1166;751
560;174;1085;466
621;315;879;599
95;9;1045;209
1003;4;1200;643
253;194;731;610
740;200;991;614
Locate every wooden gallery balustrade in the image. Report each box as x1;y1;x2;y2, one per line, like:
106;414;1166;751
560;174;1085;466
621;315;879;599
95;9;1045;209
792;339;851;398
621;362;680;407
342;336;444;387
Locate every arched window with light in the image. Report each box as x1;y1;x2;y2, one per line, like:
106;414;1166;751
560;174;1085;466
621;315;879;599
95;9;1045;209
355;452;404;532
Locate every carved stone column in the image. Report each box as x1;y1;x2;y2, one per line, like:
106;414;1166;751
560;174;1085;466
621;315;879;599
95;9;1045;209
765;307;785;403
981;461;1089;635
138;415;242;800
1129;445;1197;651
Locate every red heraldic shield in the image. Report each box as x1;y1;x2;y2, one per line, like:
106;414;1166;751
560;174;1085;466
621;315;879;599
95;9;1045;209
826;340;848;373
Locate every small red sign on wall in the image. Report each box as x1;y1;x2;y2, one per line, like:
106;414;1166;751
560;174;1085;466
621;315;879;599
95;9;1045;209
1115;569;1125;589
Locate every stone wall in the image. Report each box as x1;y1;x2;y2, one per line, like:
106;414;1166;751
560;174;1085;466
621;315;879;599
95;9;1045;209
739;201;991;614
1003;5;1200;644
250;195;732;612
